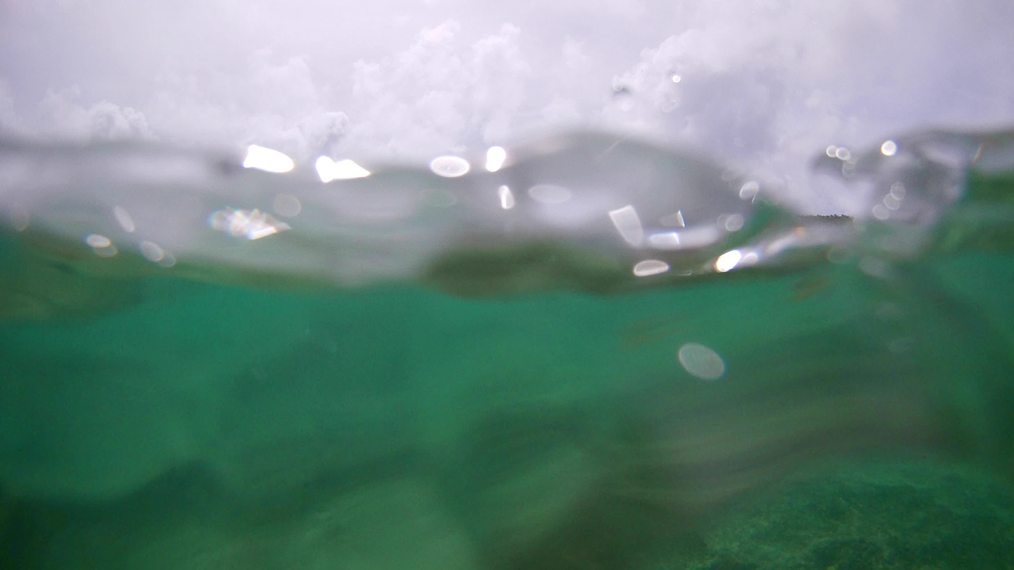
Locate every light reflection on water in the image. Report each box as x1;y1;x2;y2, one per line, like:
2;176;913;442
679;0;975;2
0;127;1013;569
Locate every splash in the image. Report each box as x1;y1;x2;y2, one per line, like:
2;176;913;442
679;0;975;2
1;128;1011;301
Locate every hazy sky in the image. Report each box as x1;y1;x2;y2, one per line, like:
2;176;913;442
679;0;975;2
1;0;1012;209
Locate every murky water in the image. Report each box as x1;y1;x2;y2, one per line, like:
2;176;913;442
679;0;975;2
0;129;1012;569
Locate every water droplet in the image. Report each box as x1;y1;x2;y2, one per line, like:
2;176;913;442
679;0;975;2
671;74;682;83
715;250;742;273
85;234;117;257
429;155;470;178
158;252;177;268
485;146;507;172
678;343;725;381
498;185;515;210
835;147;851;160
273;193;302;217
608;205;644;246
722;213;745;232
648;232;681;249
660;210;686;228
140;240;165;263
209;208;291;240
739;181;760;200
243;145;294;173
633;259;669;277
85;234;112;248
881;140;898;156
317;157;371;182
113;206;135;233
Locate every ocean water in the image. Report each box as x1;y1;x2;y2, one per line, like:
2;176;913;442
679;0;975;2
0;129;1012;569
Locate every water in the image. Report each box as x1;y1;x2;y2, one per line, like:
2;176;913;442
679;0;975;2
0;128;1012;569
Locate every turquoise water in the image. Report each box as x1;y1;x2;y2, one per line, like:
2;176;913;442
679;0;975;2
0;129;1012;569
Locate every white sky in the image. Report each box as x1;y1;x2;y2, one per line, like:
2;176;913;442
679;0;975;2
1;0;1012;211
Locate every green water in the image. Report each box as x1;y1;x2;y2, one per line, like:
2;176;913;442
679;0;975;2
1;130;1013;569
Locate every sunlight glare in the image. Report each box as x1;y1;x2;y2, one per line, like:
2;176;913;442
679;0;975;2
243;145;294;173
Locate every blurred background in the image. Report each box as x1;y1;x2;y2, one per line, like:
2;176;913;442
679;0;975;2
3;0;1013;213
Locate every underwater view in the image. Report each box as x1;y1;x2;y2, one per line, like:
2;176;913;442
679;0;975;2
1;126;1013;569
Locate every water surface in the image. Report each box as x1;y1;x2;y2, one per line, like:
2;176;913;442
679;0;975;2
0;128;1012;569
